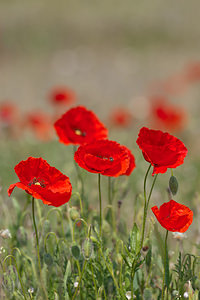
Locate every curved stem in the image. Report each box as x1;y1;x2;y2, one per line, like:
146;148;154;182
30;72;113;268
162;230;169;300
46;208;65;237
44;232;58;252
72;260;87;300
3;255;27;300
98;174;102;239
32;197;48;300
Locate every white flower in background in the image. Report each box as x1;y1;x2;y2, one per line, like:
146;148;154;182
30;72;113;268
183;291;189;298
126;291;136;299
28;287;34;294
0;247;6;254
74;282;79;288
0;229;12;239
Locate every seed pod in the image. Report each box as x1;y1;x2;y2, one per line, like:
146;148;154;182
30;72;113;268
169;176;178;195
82;238;93;260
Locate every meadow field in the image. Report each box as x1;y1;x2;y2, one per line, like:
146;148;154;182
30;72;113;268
1;1;200;299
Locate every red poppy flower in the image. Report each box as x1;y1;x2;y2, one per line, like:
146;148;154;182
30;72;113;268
110;107;133;128
0;102;18;126
8;157;72;207
184;62;200;83
54;106;108;145
50;87;76;105
150;97;187;132
136;127;188;176
151;200;193;232
25;111;53;141
74;140;135;177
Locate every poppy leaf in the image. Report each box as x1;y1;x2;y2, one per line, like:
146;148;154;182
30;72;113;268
129;223;140;255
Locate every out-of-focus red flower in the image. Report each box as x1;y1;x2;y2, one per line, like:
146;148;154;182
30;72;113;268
26;112;53;141
184;62;200;83
136;127;188;176
49;87;76;105
74;140;135;177
54;106;108;145
150;97;187;132
151;200;193;232
110;107;133;128
0;102;18;127
8;157;72;207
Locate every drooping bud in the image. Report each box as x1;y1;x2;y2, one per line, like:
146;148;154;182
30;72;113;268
82;238;93;260
71;245;80;260
44;253;53;266
69;207;80;221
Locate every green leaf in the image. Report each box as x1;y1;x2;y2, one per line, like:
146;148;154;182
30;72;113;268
63;260;71;289
129;223;140;255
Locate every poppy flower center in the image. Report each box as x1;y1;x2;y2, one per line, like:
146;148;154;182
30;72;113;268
96;155;114;161
74;129;86;137
28;177;46;188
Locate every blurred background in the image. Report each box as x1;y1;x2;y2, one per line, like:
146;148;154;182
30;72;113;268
0;0;200;242
1;0;200;114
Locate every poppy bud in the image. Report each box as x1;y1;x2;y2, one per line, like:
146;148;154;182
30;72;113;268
44;253;53;266
69;207;80;221
71;245;80;260
116;253;122;264
82;238;93;260
169;176;178;195
17;226;27;246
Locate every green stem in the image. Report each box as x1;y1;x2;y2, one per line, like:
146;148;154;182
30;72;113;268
67;203;74;242
98;174;102;239
140;164;151;250
90;263;98;299
162;230;169;300
72;260;87;300
32;197;48;300
147;174;158;207
73;146;84;201
108;177;115;231
3;255;27;300
98;247;126;299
